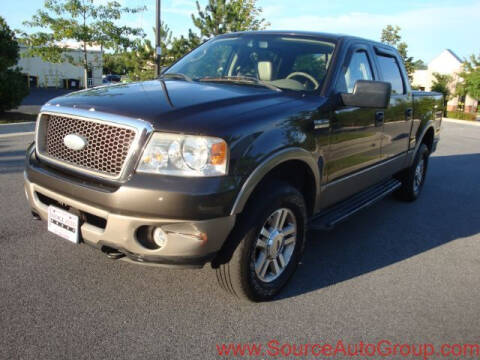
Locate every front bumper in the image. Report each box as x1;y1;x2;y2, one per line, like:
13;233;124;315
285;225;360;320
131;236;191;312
24;146;236;268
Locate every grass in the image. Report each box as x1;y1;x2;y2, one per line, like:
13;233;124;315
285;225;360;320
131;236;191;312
446;111;478;121
0;111;37;124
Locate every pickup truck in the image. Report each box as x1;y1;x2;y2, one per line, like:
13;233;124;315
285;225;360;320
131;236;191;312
25;31;443;301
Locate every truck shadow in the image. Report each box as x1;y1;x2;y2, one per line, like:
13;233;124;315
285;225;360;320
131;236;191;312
278;153;480;300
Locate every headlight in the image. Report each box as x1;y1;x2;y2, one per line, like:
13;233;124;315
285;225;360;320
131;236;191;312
137;133;228;176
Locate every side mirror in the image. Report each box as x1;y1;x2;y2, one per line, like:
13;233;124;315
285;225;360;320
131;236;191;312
341;80;391;108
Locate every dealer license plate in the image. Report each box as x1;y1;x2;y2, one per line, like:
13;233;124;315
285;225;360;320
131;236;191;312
47;206;79;244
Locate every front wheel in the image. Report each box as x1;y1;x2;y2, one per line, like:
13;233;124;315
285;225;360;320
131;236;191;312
214;181;307;302
396;144;430;201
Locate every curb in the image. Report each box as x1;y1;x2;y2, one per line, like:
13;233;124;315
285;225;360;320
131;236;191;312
443;118;480;127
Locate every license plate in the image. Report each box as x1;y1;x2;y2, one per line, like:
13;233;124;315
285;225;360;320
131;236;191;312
47;206;79;244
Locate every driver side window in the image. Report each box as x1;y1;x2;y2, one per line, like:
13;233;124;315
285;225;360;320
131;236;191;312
338;50;373;93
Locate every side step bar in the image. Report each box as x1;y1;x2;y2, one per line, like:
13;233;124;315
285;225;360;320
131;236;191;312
309;178;402;230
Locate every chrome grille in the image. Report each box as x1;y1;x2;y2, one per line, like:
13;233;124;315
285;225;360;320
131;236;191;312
42;114;137;177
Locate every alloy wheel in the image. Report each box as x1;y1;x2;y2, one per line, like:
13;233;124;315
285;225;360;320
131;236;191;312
253;208;297;283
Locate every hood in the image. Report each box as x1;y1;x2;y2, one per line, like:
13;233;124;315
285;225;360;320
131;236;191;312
48;80;297;134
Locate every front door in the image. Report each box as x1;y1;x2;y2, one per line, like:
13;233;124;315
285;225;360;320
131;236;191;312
326;47;383;182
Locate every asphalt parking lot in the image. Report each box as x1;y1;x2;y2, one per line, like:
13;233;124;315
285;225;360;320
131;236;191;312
0;120;479;359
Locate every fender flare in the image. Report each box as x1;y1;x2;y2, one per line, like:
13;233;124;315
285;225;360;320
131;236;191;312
408;121;435;166
229;147;321;215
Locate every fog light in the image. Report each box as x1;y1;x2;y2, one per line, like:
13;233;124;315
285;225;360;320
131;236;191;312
152;227;168;248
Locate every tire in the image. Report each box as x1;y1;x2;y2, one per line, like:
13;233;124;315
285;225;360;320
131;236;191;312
396;143;430;202
213;181;307;302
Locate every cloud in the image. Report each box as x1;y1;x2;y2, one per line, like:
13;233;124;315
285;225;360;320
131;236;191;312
269;2;480;61
261;5;285;18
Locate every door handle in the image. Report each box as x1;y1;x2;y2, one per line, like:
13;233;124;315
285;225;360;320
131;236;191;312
375;111;384;127
405;108;413;119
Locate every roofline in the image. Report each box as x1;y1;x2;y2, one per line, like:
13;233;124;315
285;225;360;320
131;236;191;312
214;30;396;49
18;44;102;53
446;49;463;63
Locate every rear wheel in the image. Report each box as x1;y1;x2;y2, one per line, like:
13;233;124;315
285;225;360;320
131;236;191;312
396;144;430;201
214;181;307;302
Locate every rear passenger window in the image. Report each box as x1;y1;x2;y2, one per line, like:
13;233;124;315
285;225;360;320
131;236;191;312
376;55;405;94
339;51;373;93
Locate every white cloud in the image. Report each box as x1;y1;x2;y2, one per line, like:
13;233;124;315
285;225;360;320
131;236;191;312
261;5;285;18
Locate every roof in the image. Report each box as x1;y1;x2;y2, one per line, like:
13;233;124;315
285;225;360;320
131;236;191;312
19;40;101;53
445;49;462;63
217;30;394;49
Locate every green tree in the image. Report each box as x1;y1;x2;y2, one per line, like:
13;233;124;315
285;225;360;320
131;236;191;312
0;17;29;112
20;0;145;89
380;25;415;80
431;73;452;97
125;39;156;81
458;54;480;101
431;72;452;115
413;59;427;70
191;0;269;39
104;22;174;81
169;30;201;64
103;51;131;75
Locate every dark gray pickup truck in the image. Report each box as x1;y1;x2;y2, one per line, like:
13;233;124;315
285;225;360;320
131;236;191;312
25;31;442;301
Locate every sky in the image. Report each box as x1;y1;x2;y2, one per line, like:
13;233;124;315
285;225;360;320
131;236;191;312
1;0;479;63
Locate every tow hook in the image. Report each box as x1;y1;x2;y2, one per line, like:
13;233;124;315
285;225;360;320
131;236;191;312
101;246;126;260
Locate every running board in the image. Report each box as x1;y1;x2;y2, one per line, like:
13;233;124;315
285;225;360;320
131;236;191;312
309;178;402;230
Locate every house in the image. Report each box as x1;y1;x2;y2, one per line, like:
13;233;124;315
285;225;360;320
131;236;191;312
412;49;478;113
17;42;103;89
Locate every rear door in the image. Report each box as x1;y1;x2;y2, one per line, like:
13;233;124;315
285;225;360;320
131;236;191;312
373;48;413;159
326;44;383;182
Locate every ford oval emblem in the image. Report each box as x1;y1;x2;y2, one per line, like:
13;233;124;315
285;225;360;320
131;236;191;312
64;134;87;151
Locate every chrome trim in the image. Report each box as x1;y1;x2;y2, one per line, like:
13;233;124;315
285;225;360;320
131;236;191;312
314;119;330;129
35;104;153;182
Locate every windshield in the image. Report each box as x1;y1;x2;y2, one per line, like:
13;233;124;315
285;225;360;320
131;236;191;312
165;35;336;92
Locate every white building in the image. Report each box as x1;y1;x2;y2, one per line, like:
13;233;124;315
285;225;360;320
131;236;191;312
412;49;478;113
17;43;103;89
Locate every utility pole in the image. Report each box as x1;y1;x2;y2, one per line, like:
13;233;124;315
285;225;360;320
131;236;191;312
155;0;162;77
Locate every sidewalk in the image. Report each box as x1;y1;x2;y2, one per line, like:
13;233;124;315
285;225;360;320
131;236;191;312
443;118;480;127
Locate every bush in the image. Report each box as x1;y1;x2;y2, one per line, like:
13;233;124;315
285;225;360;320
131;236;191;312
447;111;477;121
0;16;29;113
0;69;29;112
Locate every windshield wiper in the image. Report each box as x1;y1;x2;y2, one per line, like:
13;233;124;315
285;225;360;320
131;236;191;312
197;76;282;92
160;73;193;82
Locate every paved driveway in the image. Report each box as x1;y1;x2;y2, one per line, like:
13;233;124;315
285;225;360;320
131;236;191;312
0;120;479;359
18;88;73;115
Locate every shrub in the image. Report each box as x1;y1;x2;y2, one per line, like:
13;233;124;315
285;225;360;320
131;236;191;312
447;111;477;121
0;16;29;112
0;69;29;112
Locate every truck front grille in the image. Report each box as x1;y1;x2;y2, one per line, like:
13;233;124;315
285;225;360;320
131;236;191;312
39;114;137;177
